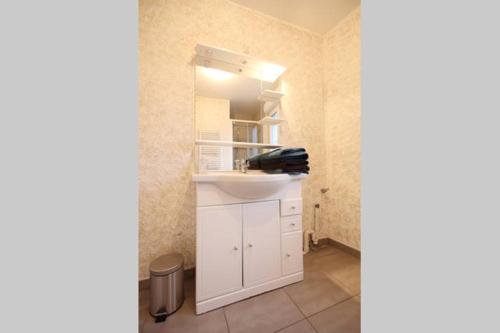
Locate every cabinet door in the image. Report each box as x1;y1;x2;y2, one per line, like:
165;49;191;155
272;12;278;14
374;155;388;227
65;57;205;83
243;200;281;287
196;204;242;302
282;231;303;276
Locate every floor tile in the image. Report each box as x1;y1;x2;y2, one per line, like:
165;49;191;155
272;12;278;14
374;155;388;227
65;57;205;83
305;248;354;270
305;249;360;296
141;290;228;333
284;270;351;317
306;245;345;258
139;245;360;333
304;249;344;273
184;277;195;298
308;298;360;333
224;289;304;333
303;247;343;268
322;254;360;295
276;319;317;333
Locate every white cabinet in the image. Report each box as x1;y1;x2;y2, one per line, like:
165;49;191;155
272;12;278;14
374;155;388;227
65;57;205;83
243;201;281;287
194;179;305;314
196;204;243;301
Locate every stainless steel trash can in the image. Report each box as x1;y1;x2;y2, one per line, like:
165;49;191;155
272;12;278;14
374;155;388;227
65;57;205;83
149;253;184;320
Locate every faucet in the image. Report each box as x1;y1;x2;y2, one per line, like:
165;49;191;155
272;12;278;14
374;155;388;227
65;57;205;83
236;159;249;173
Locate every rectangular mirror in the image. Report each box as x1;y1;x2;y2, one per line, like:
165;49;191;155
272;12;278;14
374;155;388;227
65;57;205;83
194;44;286;171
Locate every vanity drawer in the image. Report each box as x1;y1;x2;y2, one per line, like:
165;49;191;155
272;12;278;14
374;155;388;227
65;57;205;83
281;215;302;233
280;199;302;216
282;231;303;276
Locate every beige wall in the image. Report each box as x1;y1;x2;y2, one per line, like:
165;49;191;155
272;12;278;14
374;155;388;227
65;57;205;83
140;0;325;280
322;6;361;250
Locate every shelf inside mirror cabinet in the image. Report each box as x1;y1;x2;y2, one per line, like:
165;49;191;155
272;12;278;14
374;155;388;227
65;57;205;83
258;90;285;102
258;116;285;125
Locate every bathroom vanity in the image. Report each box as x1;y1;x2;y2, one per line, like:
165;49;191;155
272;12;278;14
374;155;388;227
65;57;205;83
193;171;306;314
191;43;305;314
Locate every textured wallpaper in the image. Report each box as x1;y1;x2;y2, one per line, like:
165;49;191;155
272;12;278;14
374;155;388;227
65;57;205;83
322;6;361;250
139;0;326;280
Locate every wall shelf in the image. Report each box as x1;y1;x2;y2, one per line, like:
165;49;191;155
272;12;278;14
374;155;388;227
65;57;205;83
195;140;282;149
258;90;285;102
231;119;260;124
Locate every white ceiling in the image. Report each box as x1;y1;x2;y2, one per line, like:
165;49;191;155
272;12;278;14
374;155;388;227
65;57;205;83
229;0;360;34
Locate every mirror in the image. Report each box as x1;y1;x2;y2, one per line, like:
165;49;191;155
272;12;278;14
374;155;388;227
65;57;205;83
195;66;284;171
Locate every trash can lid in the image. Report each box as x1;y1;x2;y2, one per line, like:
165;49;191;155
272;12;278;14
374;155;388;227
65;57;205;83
150;253;184;276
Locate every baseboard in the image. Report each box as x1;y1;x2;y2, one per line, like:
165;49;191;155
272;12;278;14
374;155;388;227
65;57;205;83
322;237;361;258
139;267;195;290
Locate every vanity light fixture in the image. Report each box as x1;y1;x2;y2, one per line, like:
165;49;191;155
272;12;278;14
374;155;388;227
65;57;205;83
195;43;286;83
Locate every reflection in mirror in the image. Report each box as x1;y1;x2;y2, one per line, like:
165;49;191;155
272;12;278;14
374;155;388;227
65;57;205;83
195;64;284;171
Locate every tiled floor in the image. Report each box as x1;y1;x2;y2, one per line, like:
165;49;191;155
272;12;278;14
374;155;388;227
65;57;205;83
139;245;360;333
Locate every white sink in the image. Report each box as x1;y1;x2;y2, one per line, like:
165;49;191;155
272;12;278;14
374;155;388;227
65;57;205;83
192;170;307;199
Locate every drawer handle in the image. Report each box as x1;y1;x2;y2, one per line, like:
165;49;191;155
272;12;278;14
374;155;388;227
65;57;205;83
291;223;296;226
290;206;296;210
286;253;291;257
233;246;238;251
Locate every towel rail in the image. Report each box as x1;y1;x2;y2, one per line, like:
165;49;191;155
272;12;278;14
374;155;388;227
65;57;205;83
195;140;282;149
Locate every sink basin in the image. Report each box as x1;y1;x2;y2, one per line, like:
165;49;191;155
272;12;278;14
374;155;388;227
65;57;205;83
192;170;307;199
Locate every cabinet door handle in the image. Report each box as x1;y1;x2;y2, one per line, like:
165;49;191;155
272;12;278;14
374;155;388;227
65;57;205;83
286;253;291;257
291;206;296;210
233;246;238;251
248;243;253;248
291;223;296;226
